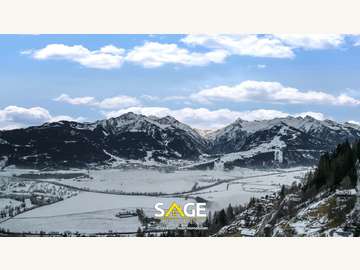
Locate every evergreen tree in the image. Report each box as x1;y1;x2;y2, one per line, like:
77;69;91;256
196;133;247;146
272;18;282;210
303;140;359;197
218;209;227;228
280;185;286;199
226;204;235;223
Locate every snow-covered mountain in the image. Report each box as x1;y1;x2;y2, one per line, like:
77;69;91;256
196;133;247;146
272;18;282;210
0;113;359;169
0;112;209;168
95;112;210;158
208;116;360;167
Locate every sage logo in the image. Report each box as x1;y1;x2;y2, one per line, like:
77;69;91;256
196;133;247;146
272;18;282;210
154;202;207;220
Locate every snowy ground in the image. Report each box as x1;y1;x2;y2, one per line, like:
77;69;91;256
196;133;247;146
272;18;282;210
0;166;310;234
52;169;223;194
0;198;22;210
0;192;193;234
1;167;307;194
189;170;306;209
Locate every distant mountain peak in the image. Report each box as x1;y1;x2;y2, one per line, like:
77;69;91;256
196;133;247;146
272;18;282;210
1;112;360;169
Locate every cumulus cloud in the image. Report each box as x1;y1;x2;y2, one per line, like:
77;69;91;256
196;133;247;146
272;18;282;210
0;106;84;130
182;34;345;59
54;94;141;109
182;35;294;58
190;80;360;106
104;106;327;129
54;94;96;106
27;42;228;69
24;35;349;69
29;44;125;69
125;42;228;68
98;96;141;109
273;34;344;49
0;106;52;124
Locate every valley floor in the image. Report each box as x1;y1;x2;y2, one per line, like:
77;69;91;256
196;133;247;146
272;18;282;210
0;166;309;235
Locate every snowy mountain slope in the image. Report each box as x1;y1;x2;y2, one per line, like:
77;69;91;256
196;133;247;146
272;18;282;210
216;161;360;237
0;112;210;168
209;116;360;167
216;190;359;237
0;113;360;169
96;112;210;160
195;128;216;138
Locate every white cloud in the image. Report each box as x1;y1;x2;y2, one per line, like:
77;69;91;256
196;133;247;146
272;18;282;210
0;106;52;124
0;106;84;130
125;42;228;68
97;96;141;109
54;94;141;109
49;115;86;123
182;34;345;59
104;106;327;129
24;35;348;70
54;94;96;105
190;80;360;106
28;42;228;69
30;44;125;69
273;34;344;49
182;35;294;58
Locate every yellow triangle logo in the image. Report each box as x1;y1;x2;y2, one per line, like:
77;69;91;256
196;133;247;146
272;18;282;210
164;202;185;218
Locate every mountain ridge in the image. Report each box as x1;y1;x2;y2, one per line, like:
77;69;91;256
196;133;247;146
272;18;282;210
1;112;360;169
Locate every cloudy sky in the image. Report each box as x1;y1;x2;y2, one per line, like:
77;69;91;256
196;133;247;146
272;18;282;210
1;34;360;130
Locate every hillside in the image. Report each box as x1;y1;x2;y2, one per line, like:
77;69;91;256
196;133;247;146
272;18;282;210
1;113;360;169
214;140;360;236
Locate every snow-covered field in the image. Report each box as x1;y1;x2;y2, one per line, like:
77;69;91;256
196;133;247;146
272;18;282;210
1;167;307;194
52;169;223;194
0;166;310;234
0;192;193;234
190;170;306;209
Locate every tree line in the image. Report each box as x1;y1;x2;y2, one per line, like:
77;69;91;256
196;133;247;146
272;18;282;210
302;140;360;200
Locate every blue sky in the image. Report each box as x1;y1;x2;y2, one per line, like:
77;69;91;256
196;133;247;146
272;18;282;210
1;34;360;129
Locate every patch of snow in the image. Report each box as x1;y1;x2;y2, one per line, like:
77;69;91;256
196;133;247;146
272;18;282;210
220;134;286;163
335;189;357;196
0;138;9;144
